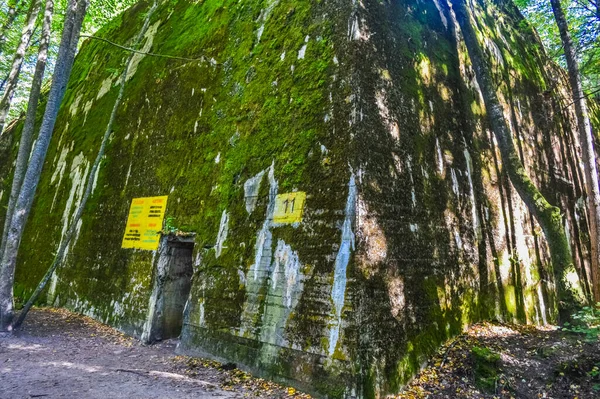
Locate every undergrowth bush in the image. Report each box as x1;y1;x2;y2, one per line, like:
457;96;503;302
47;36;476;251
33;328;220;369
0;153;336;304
562;303;600;341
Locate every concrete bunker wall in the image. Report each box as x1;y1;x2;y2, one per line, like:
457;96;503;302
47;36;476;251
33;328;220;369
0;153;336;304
345;0;591;393
3;0;593;397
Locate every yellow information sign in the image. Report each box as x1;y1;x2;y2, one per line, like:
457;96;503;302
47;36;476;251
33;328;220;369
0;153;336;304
121;196;168;250
273;192;306;224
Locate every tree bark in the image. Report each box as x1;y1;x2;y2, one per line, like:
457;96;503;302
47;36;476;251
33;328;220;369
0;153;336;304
0;0;53;263
0;0;23;56
549;0;600;304
450;0;573;312
14;0;159;329
0;0;41;135
0;0;88;332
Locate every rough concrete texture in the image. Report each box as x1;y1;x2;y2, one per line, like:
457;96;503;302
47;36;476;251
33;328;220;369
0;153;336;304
1;0;596;397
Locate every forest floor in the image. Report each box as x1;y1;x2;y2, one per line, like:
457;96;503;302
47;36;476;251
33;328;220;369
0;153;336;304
1;308;600;398
397;322;600;399
0;308;307;399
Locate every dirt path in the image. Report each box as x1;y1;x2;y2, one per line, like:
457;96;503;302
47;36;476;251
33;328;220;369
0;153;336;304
0;309;306;399
397;323;600;398
4;308;600;398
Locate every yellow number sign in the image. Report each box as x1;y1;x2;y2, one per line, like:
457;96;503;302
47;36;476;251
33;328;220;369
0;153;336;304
121;196;168;250
273;192;306;224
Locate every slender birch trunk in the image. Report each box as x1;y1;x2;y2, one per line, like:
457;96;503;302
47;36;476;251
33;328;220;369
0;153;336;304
450;0;573;312
0;0;54;261
0;0;23;56
14;0;159;329
0;0;41;135
549;0;600;304
0;0;88;331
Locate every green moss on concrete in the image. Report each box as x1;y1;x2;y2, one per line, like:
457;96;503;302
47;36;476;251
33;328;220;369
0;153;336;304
9;0;590;397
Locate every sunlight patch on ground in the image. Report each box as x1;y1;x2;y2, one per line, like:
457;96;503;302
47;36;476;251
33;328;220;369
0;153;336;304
5;343;45;351
468;323;519;337
43;361;102;373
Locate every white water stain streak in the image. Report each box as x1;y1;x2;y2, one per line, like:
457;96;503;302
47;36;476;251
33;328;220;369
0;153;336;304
96;76;115;100
450;168;459;196
50;144;72;211
126;20;161;81
215;210;229;258
432;0;448;29
328;172;356;357
58;153;89;249
270;240;302;308
255;0;280;43
463;148;480;239
244;169;265;214
47;153;90;302
251;162;277;281
259;239;304;348
435;137;444;175
238;162;278;337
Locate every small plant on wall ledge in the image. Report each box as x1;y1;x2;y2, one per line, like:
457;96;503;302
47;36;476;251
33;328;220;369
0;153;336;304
160;216;195;237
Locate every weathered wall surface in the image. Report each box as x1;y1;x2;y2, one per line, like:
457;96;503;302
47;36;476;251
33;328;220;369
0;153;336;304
4;0;594;397
0;123;17;230
347;0;591;394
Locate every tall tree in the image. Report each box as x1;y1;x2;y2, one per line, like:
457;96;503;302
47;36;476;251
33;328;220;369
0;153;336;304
0;0;88;331
450;0;573;310
0;0;41;134
516;0;600;92
0;0;54;260
0;0;23;56
14;0;159;328
549;0;600;303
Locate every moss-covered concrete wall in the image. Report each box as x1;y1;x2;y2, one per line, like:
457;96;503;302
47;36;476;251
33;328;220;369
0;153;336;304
346;0;591;394
4;0;593;397
0;123;17;230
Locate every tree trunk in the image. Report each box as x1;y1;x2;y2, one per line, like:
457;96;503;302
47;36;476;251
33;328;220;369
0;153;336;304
0;0;23;56
0;0;88;332
549;0;600;304
0;0;41;135
14;0;159;329
450;0;573;312
0;0;54;261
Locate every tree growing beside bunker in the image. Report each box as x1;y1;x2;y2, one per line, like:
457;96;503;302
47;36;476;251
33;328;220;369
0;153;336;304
0;0;54;271
450;0;575;311
516;0;600;92
14;0;159;329
548;0;600;303
0;0;41;135
0;0;89;331
0;0;26;58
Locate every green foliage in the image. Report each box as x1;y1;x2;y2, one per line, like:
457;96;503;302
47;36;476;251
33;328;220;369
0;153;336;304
562;303;600;341
516;0;600;91
160;216;193;236
0;0;136;123
162;216;178;234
